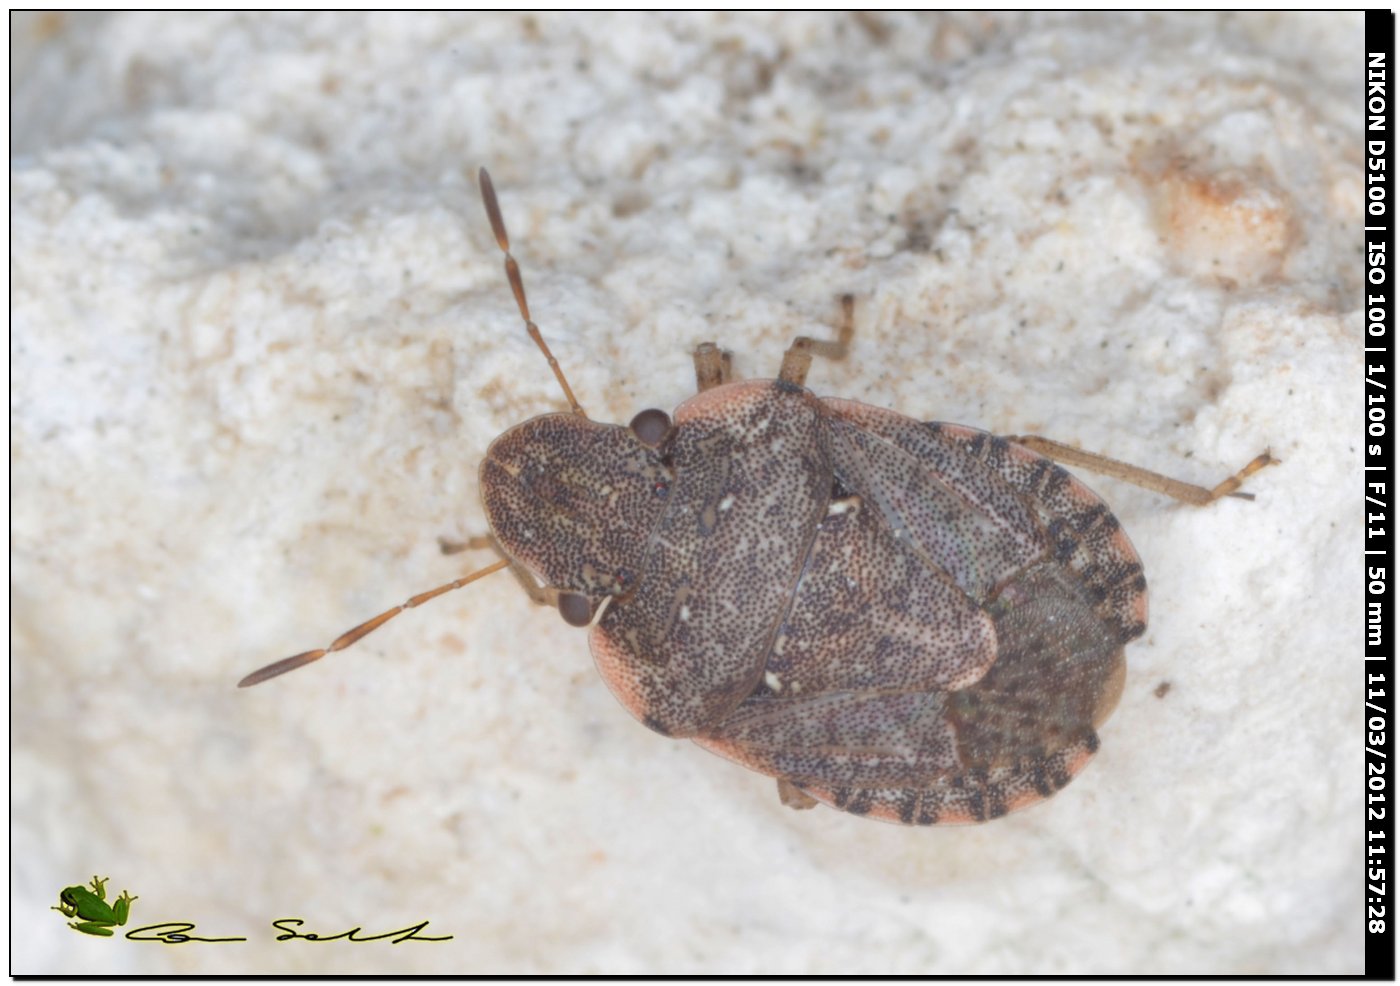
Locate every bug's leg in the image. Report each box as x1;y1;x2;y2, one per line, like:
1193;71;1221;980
1006;436;1279;505
776;778;818;811
778;293;856;388
693;342;728;392
438;534;551;605
438;533;496;556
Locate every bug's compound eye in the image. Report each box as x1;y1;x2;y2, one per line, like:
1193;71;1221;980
556;591;594;627
628;408;672;447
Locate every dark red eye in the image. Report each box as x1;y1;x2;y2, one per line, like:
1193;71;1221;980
557;591;593;627
628;408;672;447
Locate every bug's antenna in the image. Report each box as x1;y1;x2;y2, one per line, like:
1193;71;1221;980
478;168;587;418
237;557;511;687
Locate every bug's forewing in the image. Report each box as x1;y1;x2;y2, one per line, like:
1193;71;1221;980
696;400;1147;824
757;450;1008;698
590;383;832;737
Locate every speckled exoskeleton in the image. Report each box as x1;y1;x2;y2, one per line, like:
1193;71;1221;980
240;170;1275;825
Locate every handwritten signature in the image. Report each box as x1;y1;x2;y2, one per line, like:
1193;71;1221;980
122;918;451;944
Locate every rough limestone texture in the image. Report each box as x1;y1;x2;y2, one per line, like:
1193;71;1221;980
12;12;1362;974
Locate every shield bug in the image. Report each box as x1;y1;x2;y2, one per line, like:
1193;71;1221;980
239;169;1276;825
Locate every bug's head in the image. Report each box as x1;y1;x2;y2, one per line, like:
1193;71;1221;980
480;409;675;627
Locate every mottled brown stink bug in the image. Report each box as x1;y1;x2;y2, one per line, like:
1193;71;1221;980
240;169;1276;825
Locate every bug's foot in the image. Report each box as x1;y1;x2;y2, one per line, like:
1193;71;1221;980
776;778;819;811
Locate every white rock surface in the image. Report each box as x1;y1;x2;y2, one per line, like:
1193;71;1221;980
12;11;1361;974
